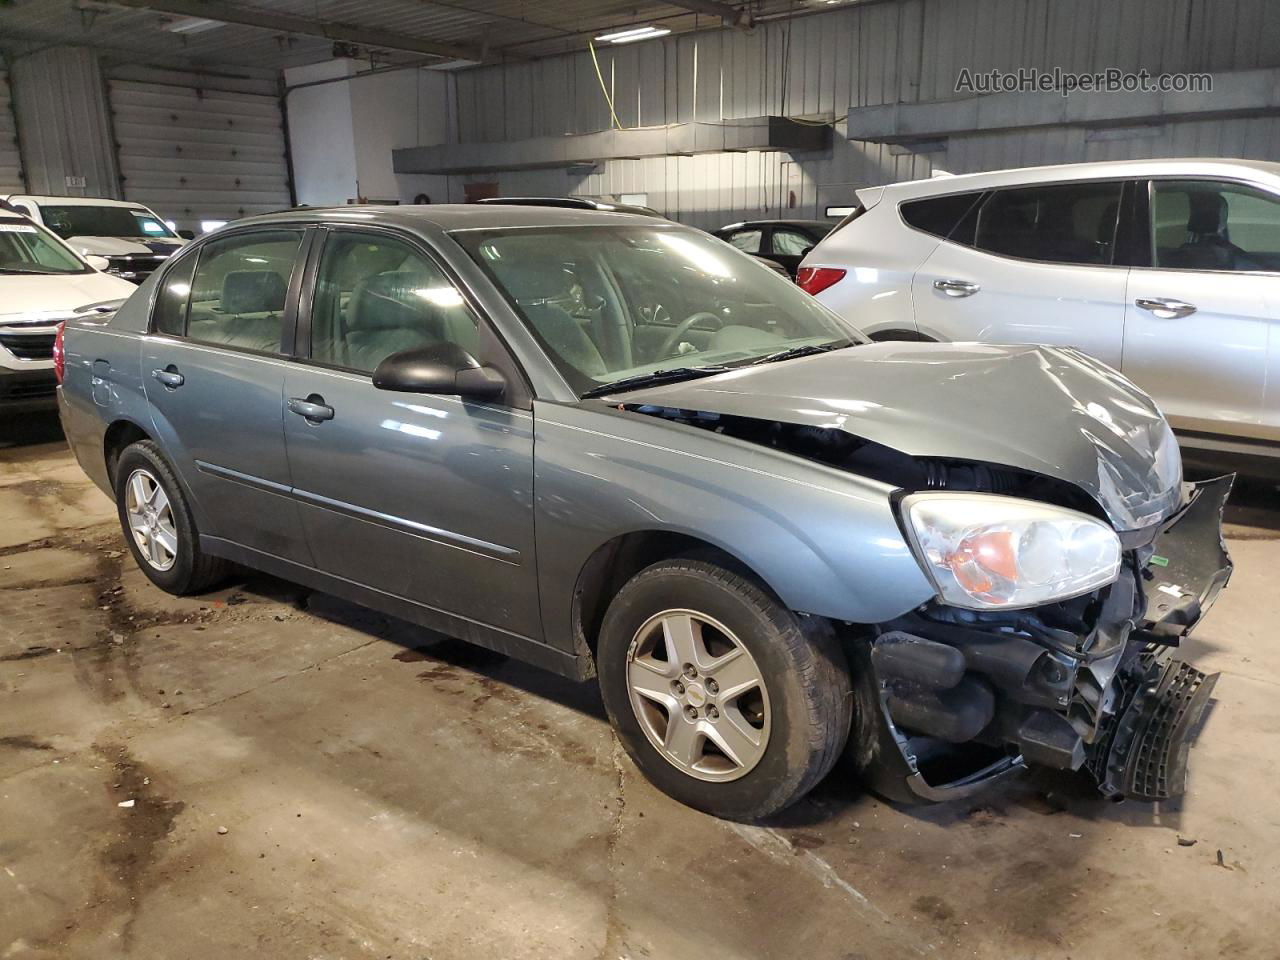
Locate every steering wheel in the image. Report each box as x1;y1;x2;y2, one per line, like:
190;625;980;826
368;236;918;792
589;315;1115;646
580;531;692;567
657;311;723;359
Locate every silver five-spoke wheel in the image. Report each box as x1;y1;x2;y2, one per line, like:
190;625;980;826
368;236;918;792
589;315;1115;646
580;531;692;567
626;609;771;782
124;468;178;572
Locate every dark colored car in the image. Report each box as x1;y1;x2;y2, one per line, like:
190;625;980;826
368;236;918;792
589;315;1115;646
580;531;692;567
58;204;1231;821
714;219;836;277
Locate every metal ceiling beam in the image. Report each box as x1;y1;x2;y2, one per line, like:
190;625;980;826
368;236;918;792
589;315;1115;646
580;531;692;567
106;0;488;62
663;0;752;28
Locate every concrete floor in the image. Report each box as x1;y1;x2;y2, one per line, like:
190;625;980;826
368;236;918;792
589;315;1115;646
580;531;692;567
1;412;1277;960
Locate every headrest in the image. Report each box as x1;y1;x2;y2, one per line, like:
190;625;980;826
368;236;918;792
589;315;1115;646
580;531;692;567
1186;192;1228;237
348;271;428;331
487;250;572;303
221;270;286;315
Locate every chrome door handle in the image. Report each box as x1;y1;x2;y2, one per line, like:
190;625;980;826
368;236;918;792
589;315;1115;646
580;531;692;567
933;278;980;297
1135;297;1197;319
288;396;334;423
151;367;184;388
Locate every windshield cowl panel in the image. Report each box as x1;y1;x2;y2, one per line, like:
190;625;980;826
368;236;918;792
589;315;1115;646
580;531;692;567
453;223;864;396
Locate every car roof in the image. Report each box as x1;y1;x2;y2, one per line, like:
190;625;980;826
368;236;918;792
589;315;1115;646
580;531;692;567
717;219;834;231
875;158;1280;201
7;195;154;208
220;203;678;233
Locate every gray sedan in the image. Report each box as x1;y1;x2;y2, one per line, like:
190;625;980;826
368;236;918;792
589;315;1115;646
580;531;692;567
57;204;1232;820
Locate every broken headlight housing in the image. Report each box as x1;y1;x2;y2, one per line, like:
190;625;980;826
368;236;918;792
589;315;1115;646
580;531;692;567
901;493;1121;610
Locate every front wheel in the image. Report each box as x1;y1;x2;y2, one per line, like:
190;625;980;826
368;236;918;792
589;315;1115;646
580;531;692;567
597;559;852;820
114;440;228;595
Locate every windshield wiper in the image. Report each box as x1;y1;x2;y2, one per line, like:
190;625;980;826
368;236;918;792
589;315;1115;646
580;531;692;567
0;267;64;275
749;342;842;365
581;365;732;399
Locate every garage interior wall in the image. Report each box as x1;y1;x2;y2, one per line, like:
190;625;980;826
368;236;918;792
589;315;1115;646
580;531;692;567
283;0;1280;228
106;64;291;232
0;68;22;193
8;47;119;199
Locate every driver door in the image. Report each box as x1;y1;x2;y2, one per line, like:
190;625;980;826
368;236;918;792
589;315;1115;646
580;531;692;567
282;227;542;639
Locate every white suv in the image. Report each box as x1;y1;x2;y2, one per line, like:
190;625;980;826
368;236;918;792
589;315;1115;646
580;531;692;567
799;159;1280;460
3;195;185;284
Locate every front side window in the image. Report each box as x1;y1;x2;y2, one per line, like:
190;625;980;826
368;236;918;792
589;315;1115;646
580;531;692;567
0;221;89;275
456;225;861;394
1151;180;1280;272
184;230;303;353
975;182;1122;265
41;204;177;240
724;229;762;253
310;232;479;374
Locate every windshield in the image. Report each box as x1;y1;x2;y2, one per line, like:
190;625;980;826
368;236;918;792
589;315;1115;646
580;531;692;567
455;225;863;394
41;205;177;240
0;221;89;275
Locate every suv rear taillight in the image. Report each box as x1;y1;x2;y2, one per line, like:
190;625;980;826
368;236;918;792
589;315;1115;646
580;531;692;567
52;322;66;384
796;267;846;296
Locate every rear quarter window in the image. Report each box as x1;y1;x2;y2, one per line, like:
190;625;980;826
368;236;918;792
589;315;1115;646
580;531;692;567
899;192;985;241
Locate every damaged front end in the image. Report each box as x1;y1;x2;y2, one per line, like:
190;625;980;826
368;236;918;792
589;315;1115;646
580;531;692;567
847;475;1233;804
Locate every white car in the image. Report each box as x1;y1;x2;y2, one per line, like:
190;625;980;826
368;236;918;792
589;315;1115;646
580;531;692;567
3;195;185;284
0;209;136;413
799;158;1280;461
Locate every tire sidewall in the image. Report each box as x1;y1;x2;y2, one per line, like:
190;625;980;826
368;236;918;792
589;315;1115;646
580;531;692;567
598;564;822;820
114;443;200;593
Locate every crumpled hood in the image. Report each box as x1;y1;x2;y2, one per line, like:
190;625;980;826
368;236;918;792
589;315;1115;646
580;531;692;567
69;236;185;257
617;341;1183;532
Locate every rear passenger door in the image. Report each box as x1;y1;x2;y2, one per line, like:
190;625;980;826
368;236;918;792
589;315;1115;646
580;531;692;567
910;181;1130;369
281;228;541;639
142;227;313;563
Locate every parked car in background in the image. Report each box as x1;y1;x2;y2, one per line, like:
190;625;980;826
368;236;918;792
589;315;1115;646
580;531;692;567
59;204;1230;820
714;219;835;277
3;195;185;284
798;159;1280;465
0;208;134;412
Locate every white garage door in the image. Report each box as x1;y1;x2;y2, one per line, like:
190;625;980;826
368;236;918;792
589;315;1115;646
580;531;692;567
0;71;23;194
107;74;291;231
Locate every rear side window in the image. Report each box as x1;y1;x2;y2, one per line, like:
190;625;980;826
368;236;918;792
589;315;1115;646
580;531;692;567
153;254;196;336
724;229;763;253
975;182;1122;265
185;231;304;353
900;192;984;241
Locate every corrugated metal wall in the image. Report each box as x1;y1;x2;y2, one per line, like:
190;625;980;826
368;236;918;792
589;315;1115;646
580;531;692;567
9;48;120;199
0;70;22;193
435;0;1280;227
107;67;291;230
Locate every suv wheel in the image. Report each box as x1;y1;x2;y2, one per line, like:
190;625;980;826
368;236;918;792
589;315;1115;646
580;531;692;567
597;559;852;820
114;441;228;595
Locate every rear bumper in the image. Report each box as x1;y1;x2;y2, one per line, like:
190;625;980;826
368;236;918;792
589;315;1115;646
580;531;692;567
0;365;58;413
848;476;1233;804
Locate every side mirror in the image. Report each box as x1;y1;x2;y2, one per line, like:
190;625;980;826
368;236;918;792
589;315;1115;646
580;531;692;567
372;342;505;401
177;229;196;240
85;255;111;272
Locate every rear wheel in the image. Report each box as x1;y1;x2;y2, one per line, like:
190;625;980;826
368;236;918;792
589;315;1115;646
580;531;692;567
597;559;852;820
114;441;228;595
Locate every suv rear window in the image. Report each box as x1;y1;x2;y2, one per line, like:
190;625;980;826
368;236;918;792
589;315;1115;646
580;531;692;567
900;192;984;240
974;182;1122;265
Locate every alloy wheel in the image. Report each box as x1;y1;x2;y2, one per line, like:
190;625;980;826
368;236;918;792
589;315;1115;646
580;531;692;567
124;468;178;572
626;609;771;782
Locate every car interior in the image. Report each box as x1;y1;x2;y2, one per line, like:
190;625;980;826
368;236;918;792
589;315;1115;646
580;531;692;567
1153;183;1280;272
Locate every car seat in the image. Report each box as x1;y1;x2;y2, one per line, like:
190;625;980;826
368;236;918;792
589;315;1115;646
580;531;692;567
1164;192;1234;270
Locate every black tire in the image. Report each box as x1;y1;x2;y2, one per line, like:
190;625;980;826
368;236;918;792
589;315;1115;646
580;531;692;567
114;440;229;595
597;559;852;820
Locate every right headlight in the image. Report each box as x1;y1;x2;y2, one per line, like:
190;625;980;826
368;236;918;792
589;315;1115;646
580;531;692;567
901;493;1121;610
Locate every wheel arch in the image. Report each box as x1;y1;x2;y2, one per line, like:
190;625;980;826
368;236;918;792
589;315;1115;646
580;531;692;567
571;529;781;672
103;418;153;491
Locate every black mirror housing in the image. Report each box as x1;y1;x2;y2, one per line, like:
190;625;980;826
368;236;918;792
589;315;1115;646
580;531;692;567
372;342;505;401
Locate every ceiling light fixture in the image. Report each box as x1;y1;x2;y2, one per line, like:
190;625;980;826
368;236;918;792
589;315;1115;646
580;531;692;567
594;25;672;44
162;15;225;34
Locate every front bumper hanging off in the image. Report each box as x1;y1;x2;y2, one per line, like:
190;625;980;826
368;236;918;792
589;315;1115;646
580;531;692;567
849;476;1234;805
